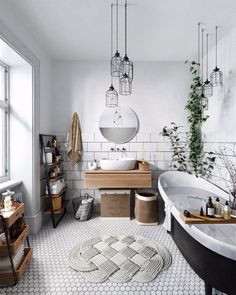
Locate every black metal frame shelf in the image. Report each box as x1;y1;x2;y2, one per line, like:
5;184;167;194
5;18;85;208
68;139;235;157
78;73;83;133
39;134;68;228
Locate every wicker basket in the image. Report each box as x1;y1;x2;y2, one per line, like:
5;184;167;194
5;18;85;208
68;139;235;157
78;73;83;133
72;193;94;221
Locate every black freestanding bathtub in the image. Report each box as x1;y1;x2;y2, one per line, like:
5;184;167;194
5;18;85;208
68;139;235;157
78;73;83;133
158;171;236;295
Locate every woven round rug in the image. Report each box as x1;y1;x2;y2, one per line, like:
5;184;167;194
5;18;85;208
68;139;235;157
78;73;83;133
68;235;172;283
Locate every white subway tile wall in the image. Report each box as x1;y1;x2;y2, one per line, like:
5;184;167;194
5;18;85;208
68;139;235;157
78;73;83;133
55;132;235;212
55;132;174;212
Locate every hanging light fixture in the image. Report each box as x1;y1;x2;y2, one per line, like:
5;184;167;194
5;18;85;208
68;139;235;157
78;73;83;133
203;33;213;97
106;4;118;107
201;28;208;109
210;26;223;86
111;0;122;77
119;0;133;95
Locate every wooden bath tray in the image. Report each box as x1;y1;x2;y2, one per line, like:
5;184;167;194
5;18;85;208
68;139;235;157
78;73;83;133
179;212;236;224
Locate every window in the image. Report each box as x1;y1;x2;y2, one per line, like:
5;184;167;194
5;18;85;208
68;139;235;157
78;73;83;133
0;61;9;183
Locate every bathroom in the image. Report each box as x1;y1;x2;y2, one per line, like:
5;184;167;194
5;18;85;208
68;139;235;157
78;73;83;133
0;1;236;294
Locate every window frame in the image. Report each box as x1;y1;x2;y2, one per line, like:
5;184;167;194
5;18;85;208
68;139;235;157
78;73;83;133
0;60;9;183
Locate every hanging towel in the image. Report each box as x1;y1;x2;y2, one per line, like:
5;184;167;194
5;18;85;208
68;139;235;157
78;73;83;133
68;112;83;166
163;200;172;232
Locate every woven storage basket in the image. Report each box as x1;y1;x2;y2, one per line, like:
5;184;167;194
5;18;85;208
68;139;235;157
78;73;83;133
72;193;94;221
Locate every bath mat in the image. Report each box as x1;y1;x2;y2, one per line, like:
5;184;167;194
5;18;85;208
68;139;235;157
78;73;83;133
68;235;171;283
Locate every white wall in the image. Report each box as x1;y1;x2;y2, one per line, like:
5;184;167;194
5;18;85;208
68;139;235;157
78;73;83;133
0;1;52;233
51;61;190;134
0;2;52;131
10;63;33;216
50;61;190;211
203;27;236;191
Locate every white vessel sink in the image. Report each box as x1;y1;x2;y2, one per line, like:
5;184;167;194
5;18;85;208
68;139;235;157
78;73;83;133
100;158;136;171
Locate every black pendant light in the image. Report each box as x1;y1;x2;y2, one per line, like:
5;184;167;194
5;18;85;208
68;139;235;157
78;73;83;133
119;0;133;95
210;26;223;86
203;33;213;97
111;0;122;77
106;4;118;107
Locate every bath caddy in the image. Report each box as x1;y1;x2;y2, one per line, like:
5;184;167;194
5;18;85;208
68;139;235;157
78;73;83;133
179;212;236;224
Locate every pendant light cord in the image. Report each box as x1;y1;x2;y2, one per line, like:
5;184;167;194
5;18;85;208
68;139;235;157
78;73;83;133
215;26;218;68
206;33;209;80
201;28;204;84
197;23;200;76
116;0;119;52
111;4;114;85
125;0;127;56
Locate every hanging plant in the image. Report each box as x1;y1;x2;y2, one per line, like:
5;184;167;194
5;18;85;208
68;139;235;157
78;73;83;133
160;123;188;172
160;61;216;178
185;61;210;175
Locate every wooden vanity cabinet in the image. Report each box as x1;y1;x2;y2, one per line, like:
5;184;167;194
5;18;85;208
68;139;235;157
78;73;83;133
85;169;152;189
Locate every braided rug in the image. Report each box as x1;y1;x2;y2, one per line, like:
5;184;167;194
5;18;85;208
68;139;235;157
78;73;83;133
68;235;171;283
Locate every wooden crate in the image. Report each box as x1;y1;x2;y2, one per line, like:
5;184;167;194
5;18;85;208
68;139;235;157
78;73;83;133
101;190;131;219
0;203;24;229
0;225;29;257
52;196;61;210
0;247;32;284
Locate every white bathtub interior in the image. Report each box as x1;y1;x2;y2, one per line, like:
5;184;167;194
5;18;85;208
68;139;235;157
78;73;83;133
158;171;236;260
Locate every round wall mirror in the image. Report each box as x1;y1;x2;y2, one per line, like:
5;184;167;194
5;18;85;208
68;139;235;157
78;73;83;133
99;105;139;143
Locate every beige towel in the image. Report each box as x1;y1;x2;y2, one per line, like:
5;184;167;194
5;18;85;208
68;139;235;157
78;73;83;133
68;112;83;166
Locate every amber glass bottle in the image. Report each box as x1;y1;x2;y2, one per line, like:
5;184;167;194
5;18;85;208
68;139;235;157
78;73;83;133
206;197;215;218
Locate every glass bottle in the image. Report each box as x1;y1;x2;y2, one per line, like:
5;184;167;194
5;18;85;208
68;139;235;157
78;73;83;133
223;201;231;220
214;197;222;218
230;192;236;218
206;197;215;218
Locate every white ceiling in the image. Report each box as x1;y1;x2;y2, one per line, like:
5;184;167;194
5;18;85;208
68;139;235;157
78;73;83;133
5;0;236;61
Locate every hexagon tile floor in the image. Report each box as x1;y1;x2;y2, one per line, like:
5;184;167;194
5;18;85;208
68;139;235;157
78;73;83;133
0;214;224;295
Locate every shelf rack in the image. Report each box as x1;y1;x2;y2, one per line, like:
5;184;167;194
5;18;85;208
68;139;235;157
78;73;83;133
39;134;68;228
0;203;32;287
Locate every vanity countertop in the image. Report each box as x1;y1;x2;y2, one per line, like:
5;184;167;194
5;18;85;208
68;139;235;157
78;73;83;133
85;169;152;188
85;168;151;174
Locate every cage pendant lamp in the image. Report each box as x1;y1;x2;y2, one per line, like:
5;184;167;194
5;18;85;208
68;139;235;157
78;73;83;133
111;0;122;77
106;4;118;107
203;34;213;97
119;0;133;95
106;84;118;107
210;26;223;86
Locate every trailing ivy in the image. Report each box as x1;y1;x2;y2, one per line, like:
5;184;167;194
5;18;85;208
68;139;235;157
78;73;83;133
161;123;188;172
160;61;216;178
185;61;210;175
